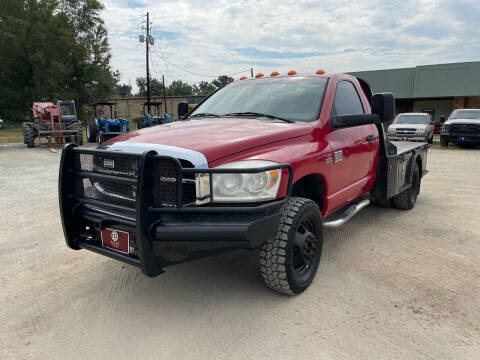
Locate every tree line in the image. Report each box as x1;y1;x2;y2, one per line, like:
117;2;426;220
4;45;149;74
0;0;237;123
116;75;235;97
0;0;118;122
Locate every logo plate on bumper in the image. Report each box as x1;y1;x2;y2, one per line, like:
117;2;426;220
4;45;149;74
101;228;130;254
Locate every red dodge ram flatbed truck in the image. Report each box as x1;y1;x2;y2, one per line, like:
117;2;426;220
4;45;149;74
59;72;429;295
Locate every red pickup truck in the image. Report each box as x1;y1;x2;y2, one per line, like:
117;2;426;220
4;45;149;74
59;72;428;295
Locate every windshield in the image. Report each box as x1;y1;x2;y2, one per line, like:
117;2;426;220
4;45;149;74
450;110;480;120
189;77;328;122
393;114;427;124
59;103;75;116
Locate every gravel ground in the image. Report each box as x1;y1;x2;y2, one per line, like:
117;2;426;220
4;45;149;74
0;144;479;360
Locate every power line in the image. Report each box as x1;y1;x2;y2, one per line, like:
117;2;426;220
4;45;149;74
151;50;250;78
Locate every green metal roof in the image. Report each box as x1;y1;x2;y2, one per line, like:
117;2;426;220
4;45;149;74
348;61;480;99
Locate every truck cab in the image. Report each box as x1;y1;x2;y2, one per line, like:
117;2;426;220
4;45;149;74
59;72;428;295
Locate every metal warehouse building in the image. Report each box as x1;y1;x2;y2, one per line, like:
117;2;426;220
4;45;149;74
349;61;480;123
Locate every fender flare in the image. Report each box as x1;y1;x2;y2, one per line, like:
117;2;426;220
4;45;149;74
405;151;421;185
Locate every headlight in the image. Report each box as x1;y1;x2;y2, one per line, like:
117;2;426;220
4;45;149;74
416;128;427;135
197;160;283;203
387;127;395;135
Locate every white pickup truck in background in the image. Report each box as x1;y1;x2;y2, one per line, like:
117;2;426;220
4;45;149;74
387;113;434;143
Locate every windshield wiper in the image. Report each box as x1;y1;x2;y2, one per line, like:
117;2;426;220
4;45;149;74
221;112;295;123
188;113;221;118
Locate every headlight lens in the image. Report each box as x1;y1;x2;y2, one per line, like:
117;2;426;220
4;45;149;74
211;160;282;203
416;128;427;135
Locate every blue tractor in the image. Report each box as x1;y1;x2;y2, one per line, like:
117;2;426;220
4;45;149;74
86;101;130;143
136;102;172;130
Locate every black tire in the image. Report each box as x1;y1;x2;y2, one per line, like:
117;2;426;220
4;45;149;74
427;135;433;144
440;136;448;147
22;122;28;144
260;197;323;295
23;123;36;148
136;117;145;129
393;163;420;210
86;119;98;143
375;197;392;208
77;133;84;145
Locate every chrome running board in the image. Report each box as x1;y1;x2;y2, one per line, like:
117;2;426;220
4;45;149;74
323;199;371;228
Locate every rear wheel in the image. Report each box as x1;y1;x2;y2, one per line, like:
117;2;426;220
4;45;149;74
23;123;36;148
393;163;420;210
77;132;84;145
260;197;323;295
440;136;448;147
86;119;98;143
136;117;145;129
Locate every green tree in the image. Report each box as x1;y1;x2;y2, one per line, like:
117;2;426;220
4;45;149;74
0;0;118;122
193;81;216;96
212;75;234;89
115;84;132;97
135;77;164;97
166;80;193;96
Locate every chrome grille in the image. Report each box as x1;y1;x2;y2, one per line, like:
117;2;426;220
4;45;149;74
395;128;416;135
75;151;197;210
75;152;138;208
153;159;196;207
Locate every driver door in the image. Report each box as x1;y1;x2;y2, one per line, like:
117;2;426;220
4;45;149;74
325;80;378;210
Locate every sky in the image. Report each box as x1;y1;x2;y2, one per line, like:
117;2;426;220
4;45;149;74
102;0;480;91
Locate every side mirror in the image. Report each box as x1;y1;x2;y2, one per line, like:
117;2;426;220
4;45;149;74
371;93;395;123
330;92;395;130
440;115;446;123
330;114;381;130
178;102;189;119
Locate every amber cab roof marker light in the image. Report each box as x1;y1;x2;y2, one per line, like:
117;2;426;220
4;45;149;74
315;69;325;75
239;76;248;80
255;73;264;78
287;70;297;75
270;71;280;76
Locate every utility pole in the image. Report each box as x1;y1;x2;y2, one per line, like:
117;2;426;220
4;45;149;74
140;12;154;113
145;12;151;114
162;75;167;114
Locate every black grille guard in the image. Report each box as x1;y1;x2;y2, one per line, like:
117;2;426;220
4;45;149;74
59;144;294;276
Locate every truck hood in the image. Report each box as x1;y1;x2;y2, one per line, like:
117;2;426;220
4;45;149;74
102;117;313;163
444;119;480;125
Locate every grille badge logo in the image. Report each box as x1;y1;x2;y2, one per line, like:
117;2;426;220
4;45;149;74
111;231;119;248
104;159;115;169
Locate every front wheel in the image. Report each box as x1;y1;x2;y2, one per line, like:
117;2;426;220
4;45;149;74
440;136;448;147
23;123;36;148
86;119;98;143
393;163;420;210
260;197;323;295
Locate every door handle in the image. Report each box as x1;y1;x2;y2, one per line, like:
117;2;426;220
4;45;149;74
366;134;375;142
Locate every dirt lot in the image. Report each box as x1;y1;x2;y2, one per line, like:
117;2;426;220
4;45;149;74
0;144;479;360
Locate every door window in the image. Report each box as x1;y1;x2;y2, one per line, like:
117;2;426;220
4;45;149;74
332;81;364;116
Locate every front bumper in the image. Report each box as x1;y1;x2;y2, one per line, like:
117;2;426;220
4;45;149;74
387;135;427;142
441;133;480;143
59;144;292;277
